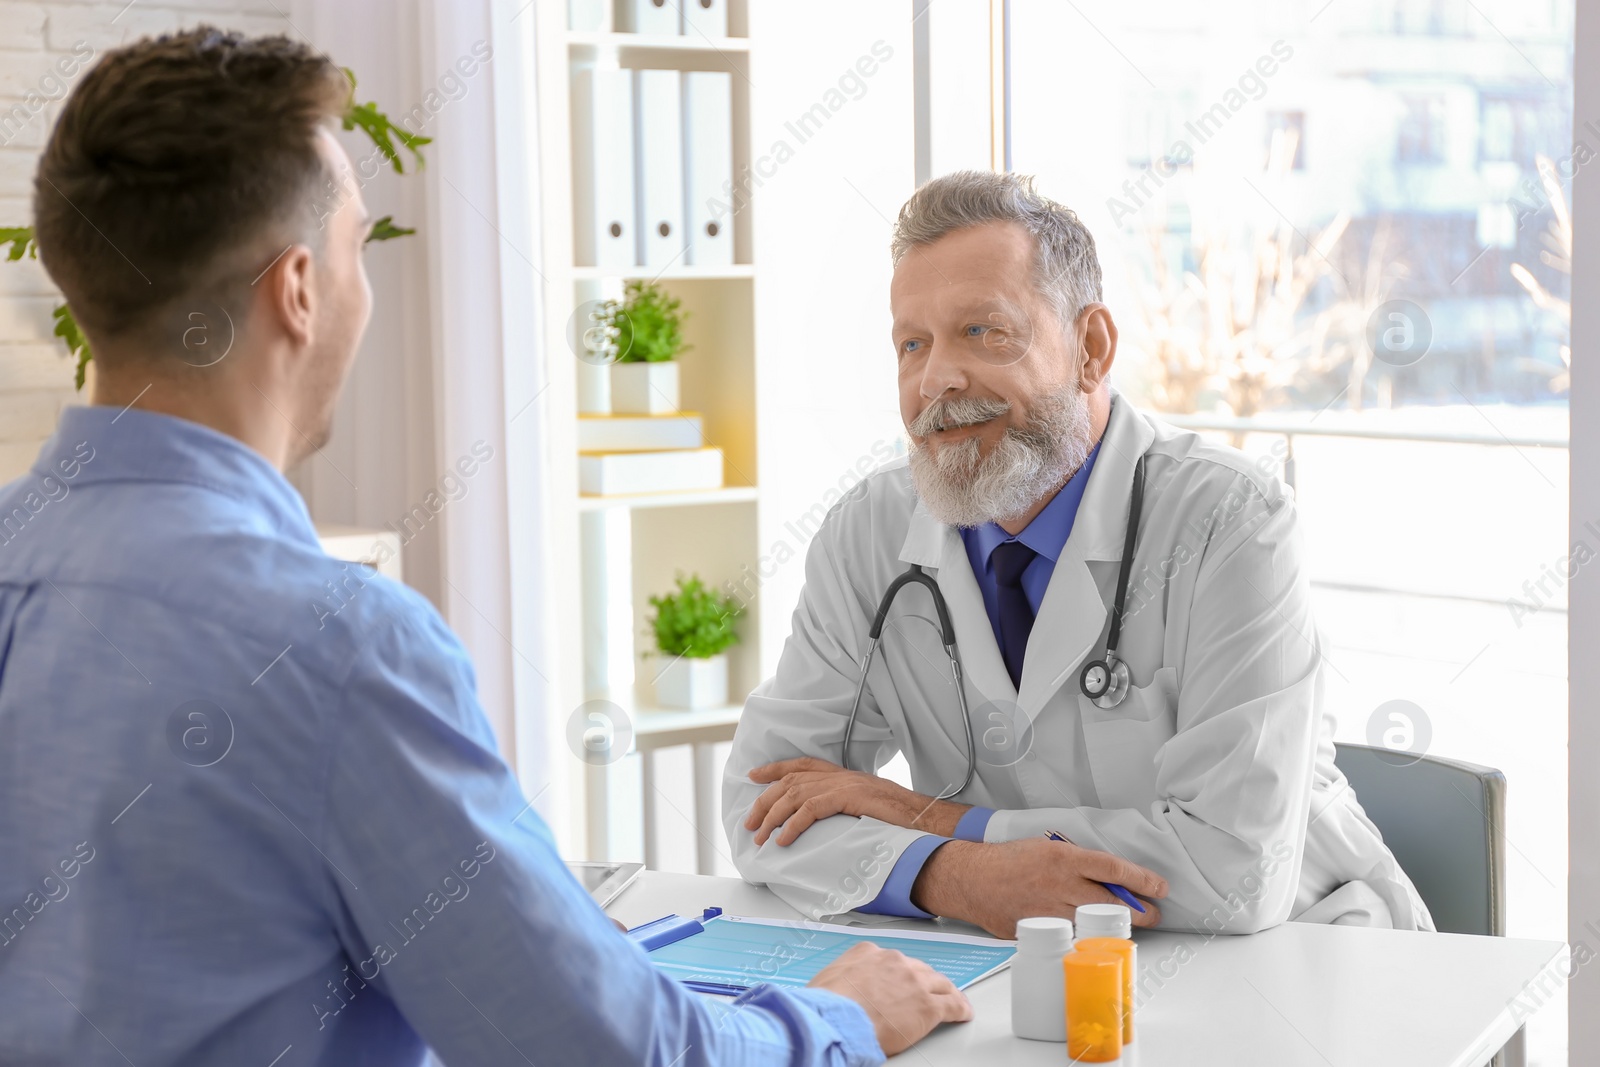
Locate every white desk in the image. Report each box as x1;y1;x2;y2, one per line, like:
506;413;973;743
608;871;1564;1067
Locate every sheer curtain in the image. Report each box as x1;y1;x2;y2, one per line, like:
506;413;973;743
289;0;563;831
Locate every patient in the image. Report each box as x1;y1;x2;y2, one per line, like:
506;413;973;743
0;28;967;1066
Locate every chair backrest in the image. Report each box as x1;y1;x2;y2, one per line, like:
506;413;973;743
1331;742;1506;936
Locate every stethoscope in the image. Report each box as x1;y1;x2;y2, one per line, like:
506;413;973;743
840;454;1148;798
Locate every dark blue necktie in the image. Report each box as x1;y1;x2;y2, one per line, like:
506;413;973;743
990;540;1037;689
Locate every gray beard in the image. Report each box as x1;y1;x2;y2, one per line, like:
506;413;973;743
907;387;1093;528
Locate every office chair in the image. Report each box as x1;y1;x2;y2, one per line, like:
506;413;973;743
1332;742;1517;1067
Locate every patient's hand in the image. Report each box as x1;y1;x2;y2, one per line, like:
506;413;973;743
808;942;972;1055
745;757;969;845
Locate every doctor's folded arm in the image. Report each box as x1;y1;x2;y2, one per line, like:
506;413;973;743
723;171;1434;941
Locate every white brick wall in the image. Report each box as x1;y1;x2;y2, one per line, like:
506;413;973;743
0;0;290;481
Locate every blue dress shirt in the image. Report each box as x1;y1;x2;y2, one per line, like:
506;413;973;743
859;442;1101;917
0;407;882;1067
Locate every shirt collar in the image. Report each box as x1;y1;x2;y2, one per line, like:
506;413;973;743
965;439;1103;569
34;405;319;546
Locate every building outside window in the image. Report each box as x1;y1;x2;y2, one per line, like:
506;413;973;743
1398;94;1448;164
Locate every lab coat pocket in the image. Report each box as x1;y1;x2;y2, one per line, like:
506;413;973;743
1080;666;1178;810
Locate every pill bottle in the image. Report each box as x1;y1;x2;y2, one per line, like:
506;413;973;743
1064;950;1123;1062
1075;903;1132;940
1076;937;1135;1044
1075;903;1136;1043
1010;916;1074;1041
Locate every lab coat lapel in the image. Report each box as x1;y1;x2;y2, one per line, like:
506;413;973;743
1017;396;1157;719
897;500;1016;709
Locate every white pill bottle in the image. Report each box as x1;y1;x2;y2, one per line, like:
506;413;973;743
1010;916;1075;1042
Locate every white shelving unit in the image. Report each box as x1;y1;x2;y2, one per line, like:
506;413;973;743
529;0;919;869
532;0;758;869
568;264;754;281
566;31;750;58
575;485;758;512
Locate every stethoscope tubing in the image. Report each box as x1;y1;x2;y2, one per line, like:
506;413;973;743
1078;453;1147;704
840;451;1148;798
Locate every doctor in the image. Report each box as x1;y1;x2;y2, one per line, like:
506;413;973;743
722;170;1433;939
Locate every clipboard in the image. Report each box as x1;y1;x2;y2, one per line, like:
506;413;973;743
631;910;1016;996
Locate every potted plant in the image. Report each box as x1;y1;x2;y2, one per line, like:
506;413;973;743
647;573;740;709
603;279;689;414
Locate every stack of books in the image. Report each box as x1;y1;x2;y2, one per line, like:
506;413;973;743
577;413;724;496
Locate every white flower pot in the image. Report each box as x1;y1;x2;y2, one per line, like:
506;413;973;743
610;361;679;414
654;653;728;710
577;360;611;414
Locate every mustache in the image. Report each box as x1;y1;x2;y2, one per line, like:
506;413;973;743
909;395;1011;437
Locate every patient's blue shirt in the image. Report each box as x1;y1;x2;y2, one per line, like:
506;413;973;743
0;406;880;1067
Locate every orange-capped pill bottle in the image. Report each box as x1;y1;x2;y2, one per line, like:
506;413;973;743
1064;950;1122;1063
1076;936;1135;1044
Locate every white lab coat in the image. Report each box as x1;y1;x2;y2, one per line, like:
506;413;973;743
722;396;1434;933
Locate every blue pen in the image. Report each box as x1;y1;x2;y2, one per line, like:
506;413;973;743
1044;830;1147;914
627;907;725;951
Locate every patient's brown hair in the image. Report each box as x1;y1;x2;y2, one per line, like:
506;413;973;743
33;27;350;355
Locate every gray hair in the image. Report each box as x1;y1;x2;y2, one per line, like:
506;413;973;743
890;171;1103;333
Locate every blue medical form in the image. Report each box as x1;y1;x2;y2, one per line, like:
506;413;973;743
636;913;1016;995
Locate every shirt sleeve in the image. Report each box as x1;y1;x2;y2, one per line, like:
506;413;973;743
855;835;949;919
953;807;994;842
313;593;886;1067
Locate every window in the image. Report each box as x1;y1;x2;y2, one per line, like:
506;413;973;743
1127;94;1196;170
1481;92;1548;164
990;0;1572;1060
1397;94;1447;164
1393;0;1457;35
1265;109;1305;170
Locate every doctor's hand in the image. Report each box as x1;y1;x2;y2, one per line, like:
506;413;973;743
911;838;1169;939
745;757;969;845
808;942;973;1055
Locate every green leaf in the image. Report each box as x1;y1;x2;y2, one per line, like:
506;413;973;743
0;226;36;261
52;303;91;391
647;574;741;658
613;279;689;363
366;215;416;243
341;70;430;175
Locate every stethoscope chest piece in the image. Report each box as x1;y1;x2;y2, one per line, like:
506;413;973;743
1080;655;1131;709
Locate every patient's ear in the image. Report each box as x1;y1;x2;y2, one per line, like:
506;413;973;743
1077;303;1117;389
261;243;317;351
